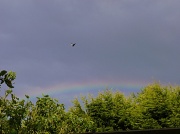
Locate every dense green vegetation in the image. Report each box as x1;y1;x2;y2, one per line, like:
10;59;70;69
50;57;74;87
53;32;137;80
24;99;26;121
0;70;180;133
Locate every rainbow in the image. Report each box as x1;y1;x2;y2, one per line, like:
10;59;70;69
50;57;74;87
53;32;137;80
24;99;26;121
19;79;148;101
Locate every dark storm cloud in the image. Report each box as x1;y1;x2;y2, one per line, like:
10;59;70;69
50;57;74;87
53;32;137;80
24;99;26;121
1;0;180;93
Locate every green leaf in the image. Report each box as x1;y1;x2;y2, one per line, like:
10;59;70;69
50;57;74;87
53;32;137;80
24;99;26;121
6;89;13;94
0;70;7;76
0;79;4;84
44;95;49;97
5;79;14;88
25;94;30;99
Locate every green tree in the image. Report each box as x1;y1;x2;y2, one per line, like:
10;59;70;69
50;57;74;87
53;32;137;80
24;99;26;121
76;89;132;132
62;98;96;133
1;69;180;133
165;85;180;127
0;70;16;88
0;70;17;133
22;95;66;133
2;91;32;134
132;82;179;129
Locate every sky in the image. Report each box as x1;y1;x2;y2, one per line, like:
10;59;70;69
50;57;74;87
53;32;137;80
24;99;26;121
1;0;180;108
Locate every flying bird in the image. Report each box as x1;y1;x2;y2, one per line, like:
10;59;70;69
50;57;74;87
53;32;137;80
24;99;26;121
70;43;76;47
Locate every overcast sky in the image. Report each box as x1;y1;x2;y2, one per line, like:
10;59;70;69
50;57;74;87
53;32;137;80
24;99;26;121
1;0;180;107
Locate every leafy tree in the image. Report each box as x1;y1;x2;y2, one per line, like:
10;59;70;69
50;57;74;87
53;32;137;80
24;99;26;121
2;91;32;134
0;70;17;133
165;85;180;127
60;112;95;133
1;70;180;133
69;83;180;132
62;98;96;133
132;82;179;129
22;95;66;133
0;70;16;88
72;89;133;132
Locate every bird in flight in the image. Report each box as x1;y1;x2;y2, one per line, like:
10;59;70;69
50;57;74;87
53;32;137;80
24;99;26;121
70;43;76;47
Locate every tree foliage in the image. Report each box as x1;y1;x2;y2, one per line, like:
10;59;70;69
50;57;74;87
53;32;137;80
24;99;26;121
0;70;16;88
0;70;180;133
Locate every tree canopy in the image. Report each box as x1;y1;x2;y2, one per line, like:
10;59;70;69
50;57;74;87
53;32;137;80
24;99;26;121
0;70;180;133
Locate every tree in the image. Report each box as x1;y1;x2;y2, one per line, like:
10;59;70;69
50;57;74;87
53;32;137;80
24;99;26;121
0;70;17;133
1;69;180;133
0;90;32;134
165;85;180;127
71;89;133;132
22;95;66;133
0;70;16;88
132;82;179;129
63;97;96;133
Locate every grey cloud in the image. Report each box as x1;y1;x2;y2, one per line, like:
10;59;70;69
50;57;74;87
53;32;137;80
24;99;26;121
1;0;180;97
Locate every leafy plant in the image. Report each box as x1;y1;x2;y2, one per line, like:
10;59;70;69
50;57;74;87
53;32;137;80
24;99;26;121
1;70;180;133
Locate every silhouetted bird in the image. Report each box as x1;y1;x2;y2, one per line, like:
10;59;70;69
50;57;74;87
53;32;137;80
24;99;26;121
71;43;76;47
